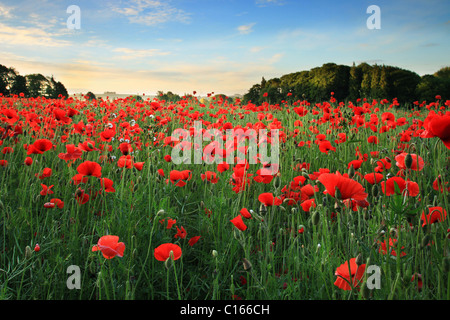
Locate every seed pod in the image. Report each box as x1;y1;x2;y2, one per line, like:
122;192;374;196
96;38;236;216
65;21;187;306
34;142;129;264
242;258;252;271
355;253;364;266
348;164;355;179
312;211;320;225
25;245;32;259
405;153;413;169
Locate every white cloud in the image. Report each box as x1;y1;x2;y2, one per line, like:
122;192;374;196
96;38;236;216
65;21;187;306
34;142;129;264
112;47;171;60
237;23;256;35
112;0;190;26
0;22;71;47
0;3;14;18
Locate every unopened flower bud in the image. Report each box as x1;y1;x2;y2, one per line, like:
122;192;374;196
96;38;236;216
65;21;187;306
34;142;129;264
312;211;320;225
242;258;252;271
405;153;413;169
356;253;364;266
25;245;32;259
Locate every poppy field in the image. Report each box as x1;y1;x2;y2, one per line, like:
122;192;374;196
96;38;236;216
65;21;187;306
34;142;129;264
0;93;449;300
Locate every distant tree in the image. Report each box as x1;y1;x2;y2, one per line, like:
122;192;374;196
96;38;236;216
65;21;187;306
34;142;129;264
85;91;96;100
26;74;49;98
10;75;29;96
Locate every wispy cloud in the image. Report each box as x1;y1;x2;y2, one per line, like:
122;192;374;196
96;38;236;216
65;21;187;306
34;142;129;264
0;3;14;18
0;22;71;47
237;23;256;35
255;0;285;7
112;47;171;60
112;0;191;26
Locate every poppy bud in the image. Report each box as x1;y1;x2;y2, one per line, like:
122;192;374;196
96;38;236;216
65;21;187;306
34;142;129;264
34;243;40;252
361;282;371;300
405;153;413;169
348;164;355;179
272;175;281;190
355;253;364;266
156;209;165;216
301;171;309;180
25;245;32;259
212;250;218;258
164;256;173;270
312;211;320;225
87;142;94;149
242;258;252;271
259;203;267;215
334;187;342;200
372;184;379;198
389;228;398;238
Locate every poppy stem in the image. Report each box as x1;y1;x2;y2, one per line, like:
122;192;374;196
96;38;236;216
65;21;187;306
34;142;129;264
172;258;182;300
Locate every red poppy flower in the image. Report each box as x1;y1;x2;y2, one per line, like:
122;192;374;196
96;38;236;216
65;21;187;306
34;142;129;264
318;173;368;201
318;140;336;154
36;167;52;179
174;226;187;239
27;139;53;155
364;173;384;185
230;215;247;231
100;178;116;193
77;161;102;177
395;153;424;171
240;208;252;219
201;171;219;184
381;177;419;197
188;236;201;247
334;258;366;290
24;157;33;166
421;206;447;227
117;155;134;169
154;243;182;261
50;198;64;209
421;111;450;149
258;192;282;206
58;144;83;161
217;162;229;172
378;238;406;257
167;170;192;187
92;235;125;259
40;184;54;196
134;162;144;171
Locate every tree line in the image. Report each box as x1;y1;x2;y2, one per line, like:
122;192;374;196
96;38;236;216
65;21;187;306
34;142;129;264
243;62;450;105
0;63;68;99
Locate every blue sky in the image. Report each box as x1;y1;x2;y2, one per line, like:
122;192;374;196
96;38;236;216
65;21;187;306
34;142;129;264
0;0;449;96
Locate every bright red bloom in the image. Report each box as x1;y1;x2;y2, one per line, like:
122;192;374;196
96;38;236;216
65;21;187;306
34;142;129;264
421;206;447;227
77;161;102;177
188;236;201;247
50;198;64;209
421;111;450;149
378;238;406;257
395;153;424;171
364;172;384;185
334;258;366;291
201;171;219;184
318;173;368;201
27;139;53;155
40;184;54;196
240;208;252;219
258;192;282;206
154;243;182;261
134;162;144;171
230;215;247;231
174;226;187;239
381;177;419;197
58;144;83;161
24;157;33;166
167;170;192;187
36;167;52;179
92;235;125;259
100;178;116;193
